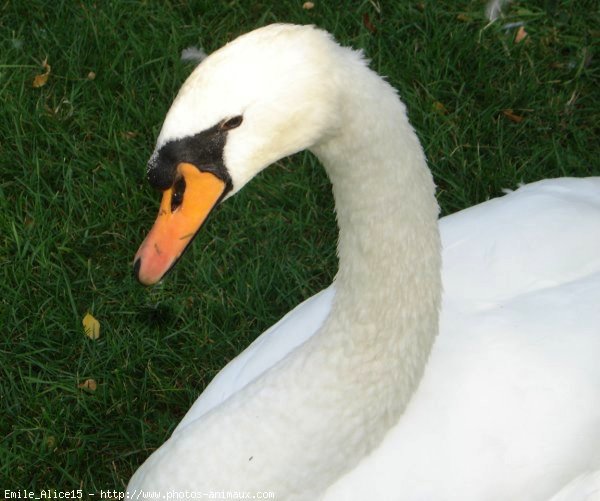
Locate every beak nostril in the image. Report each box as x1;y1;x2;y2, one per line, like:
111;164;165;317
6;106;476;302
171;177;186;212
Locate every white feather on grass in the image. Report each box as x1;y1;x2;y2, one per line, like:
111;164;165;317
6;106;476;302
486;0;510;21
181;46;208;64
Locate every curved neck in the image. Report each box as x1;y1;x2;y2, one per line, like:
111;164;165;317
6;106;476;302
224;59;442;497
314;66;441;342
301;60;442;456
213;57;443;497
145;53;442;499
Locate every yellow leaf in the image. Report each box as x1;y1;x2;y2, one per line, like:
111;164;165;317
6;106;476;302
78;378;97;392
515;26;528;43
433;101;448;114
502;109;525;123
32;59;51;88
82;312;100;340
120;130;138;140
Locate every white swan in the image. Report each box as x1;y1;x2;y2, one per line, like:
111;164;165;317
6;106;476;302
129;25;600;500
549;471;600;501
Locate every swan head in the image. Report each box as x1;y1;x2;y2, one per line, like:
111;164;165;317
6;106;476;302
133;24;345;285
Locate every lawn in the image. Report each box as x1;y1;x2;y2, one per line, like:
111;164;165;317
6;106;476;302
1;0;597;493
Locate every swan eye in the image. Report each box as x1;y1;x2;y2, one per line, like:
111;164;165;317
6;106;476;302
171;177;186;212
220;115;243;130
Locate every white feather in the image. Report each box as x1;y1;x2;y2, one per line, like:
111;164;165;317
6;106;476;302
486;0;510;21
549;471;600;501
180;46;207;64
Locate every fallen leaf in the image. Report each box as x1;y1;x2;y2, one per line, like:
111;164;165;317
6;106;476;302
78;378;97;392
363;13;377;34
121;131;138;140
32;58;51;88
456;13;472;22
515;25;528;43
82;312;100;340
502;109;524;123
432;101;448;114
87;71;96;80
32;73;49;88
302;1;314;9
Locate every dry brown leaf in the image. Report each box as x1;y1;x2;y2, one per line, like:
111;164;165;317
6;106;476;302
32;59;51;88
78;378;97;392
87;71;96;80
502;109;525;123
456;13;472;22
363;13;377;34
302;1;315;9
32;73;49;88
515;26;528;43
82;312;100;340
121;131;139;140
433;101;448;114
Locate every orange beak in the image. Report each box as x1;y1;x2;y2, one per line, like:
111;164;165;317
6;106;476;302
133;162;226;285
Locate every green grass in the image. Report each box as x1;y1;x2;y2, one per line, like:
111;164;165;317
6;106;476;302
0;0;598;492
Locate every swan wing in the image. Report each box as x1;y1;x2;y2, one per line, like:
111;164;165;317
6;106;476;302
548;471;600;501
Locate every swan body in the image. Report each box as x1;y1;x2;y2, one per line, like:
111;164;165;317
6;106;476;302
549;471;600;501
323;178;600;501
129;24;600;500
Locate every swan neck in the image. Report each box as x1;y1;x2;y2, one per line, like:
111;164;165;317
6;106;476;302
312;67;441;354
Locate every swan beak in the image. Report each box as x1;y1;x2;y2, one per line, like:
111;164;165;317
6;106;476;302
133;162;226;286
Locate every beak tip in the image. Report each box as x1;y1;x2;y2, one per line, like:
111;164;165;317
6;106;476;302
133;255;164;286
133;257;143;284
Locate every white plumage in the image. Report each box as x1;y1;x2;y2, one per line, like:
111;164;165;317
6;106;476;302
180;46;208;64
486;0;511;22
549;471;600;501
129;25;600;500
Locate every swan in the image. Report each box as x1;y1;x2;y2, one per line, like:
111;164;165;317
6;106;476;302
129;24;600;500
549;471;600;501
